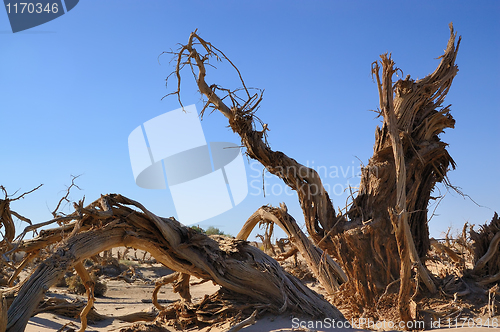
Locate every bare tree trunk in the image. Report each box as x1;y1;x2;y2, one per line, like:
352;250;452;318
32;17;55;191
0;292;6;332
331;26;459;309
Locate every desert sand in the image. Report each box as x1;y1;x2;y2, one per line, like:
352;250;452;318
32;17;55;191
21;248;498;332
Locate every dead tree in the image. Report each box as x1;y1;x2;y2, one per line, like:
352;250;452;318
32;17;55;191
164;24;461;320
4;194;345;332
237;204;347;296
333;26;459;311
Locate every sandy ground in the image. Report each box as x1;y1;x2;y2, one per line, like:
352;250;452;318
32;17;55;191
22;248;499;332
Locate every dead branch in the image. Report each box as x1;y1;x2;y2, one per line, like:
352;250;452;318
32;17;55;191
479;272;500;286
430;238;460;263
275;246;298;262
35;297;157;323
152;273;180;310
237;204;347;295
224;309;257;332
165;30;341;250
472;213;500;275
51;175;82;218
473;231;500;273
74;262;94;332
7;251;38;287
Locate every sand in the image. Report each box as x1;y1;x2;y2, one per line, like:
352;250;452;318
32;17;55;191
22;248;499;332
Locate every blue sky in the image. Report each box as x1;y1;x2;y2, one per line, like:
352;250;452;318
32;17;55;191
1;1;499;241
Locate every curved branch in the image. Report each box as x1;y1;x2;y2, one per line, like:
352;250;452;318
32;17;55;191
74;262;94;332
168;31;341;248
237;204;347;295
152;272;180;310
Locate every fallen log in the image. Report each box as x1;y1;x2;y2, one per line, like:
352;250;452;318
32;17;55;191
6;194;346;332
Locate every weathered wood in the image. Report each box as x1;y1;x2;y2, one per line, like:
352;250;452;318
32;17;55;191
6;195;346;331
237;204;347;295
74;262;94;332
166;28;458;314
472;212;500;276
331;24;458;309
376;52;414;323
152;273;179;310
7;226;127;332
479;272;500;286
7;251;37;286
430;238;460;263
224;309;257;332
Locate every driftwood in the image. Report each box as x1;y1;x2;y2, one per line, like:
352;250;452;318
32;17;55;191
224;309;257;332
5;194;346;331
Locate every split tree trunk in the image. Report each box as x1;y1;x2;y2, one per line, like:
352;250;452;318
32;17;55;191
332;25;459;308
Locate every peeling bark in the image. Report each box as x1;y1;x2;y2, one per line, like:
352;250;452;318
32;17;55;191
331;24;458;310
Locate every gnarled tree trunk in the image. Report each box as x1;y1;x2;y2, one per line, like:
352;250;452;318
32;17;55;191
332;25;459;310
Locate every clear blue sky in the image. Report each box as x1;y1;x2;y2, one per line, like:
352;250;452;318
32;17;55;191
1;1;499;241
